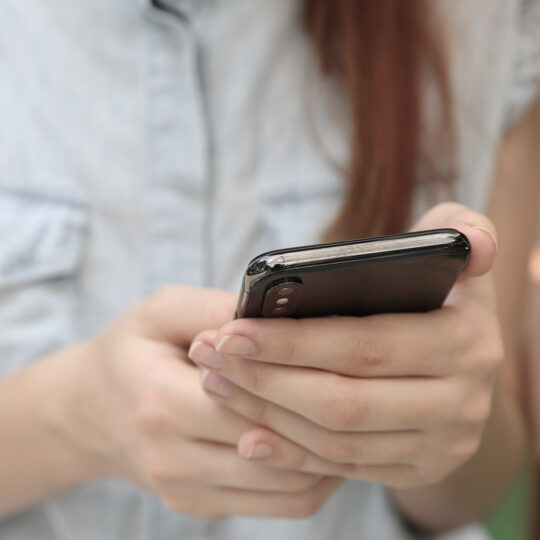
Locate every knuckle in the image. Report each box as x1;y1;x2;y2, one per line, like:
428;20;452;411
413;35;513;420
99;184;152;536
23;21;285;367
348;332;385;369
162;495;196;516
285;473;323;492
461;393;493;426
138;285;188;333
280;319;302;363
447;384;490;431
335;461;360;478
318;436;359;463
449;433;482;462
251;396;269;425
317;394;369;431
135;393;174;437
143;454;196;486
456;308;504;376
474;323;504;375
144;455;178;485
447;305;478;361
285;446;312;472
289;490;323;518
393;436;421;463
411;466;449;488
144;285;181;316
314;403;339;430
246;362;265;396
283;331;299;365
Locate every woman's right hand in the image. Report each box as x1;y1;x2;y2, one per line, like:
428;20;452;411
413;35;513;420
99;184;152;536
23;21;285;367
64;285;340;520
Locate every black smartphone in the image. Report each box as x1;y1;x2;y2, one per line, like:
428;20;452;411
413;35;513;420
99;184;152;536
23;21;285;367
235;228;470;318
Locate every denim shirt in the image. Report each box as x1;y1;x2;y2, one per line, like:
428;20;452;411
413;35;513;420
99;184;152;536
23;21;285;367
1;0;538;539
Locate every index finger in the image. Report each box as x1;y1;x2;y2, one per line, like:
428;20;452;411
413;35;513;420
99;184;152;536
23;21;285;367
210;306;472;378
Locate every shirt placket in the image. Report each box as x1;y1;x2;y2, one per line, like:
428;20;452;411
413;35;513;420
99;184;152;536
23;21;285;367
143;0;214;294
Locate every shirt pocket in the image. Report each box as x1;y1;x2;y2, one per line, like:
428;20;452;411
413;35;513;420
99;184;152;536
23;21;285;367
0;188;88;375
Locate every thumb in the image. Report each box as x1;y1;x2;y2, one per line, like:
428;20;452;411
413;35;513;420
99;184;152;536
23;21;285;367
136;285;238;347
411;202;498;278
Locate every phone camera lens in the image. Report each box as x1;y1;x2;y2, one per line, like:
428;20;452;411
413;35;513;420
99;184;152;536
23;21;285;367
276;298;289;305
272;306;287;315
277;287;294;296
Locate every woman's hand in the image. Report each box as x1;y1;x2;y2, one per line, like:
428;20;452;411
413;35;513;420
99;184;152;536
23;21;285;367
61;285;339;520
189;203;503;489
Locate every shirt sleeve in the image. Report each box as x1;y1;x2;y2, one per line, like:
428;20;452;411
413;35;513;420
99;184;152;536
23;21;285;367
505;0;540;128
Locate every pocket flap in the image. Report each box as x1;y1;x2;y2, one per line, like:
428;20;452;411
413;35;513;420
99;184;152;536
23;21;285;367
0;189;88;288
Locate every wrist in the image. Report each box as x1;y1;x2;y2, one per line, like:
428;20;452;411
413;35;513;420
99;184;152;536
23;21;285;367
0;341;116;517
37;339;116;482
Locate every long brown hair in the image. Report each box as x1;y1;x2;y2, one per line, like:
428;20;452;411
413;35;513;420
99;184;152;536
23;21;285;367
304;0;454;240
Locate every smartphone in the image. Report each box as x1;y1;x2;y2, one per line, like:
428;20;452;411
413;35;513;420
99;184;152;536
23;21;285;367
235;228;470;318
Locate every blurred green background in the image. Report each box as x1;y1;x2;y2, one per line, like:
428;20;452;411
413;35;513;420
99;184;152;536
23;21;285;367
486;466;531;540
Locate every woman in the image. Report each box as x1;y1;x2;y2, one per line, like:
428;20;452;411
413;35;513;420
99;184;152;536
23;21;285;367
1;0;539;538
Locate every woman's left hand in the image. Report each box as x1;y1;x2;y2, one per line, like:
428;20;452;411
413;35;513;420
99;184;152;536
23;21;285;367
189;203;503;488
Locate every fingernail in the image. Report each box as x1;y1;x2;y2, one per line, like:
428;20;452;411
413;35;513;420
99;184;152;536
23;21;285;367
474;226;498;253
188;340;203;360
201;370;232;398
216;335;257;356
189;341;224;370
243;443;274;460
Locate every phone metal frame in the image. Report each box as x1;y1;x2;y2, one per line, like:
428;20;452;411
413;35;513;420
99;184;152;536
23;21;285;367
236;229;470;318
243;229;468;289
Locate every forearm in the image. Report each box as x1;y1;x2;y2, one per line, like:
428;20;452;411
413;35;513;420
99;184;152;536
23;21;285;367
390;383;527;532
0;342;103;518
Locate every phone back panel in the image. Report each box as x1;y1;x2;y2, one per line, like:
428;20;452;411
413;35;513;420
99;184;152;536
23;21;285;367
235;230;470;318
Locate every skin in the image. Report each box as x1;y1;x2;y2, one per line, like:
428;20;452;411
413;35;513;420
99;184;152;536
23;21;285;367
189;98;540;531
527;250;540;455
0;103;538;532
388;94;540;531
189;205;507;520
0;287;338;520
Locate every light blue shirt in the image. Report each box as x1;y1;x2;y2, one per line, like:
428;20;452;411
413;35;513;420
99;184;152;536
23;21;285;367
1;0;538;538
